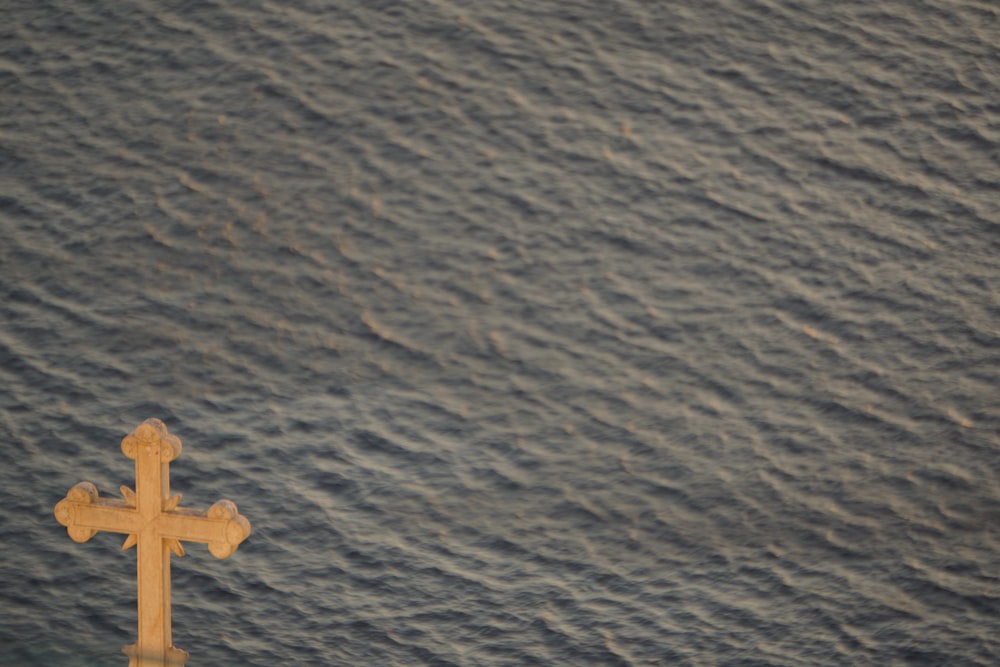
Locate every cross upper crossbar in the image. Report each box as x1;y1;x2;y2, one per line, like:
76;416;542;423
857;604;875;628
55;418;251;667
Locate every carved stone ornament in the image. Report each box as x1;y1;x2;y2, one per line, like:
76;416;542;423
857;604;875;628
54;418;251;667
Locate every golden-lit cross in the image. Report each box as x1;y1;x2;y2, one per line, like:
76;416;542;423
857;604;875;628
55;418;251;667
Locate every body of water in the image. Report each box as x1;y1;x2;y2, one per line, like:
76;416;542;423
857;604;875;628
2;1;1000;665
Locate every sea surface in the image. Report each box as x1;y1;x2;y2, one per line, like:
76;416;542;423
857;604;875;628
2;1;1000;665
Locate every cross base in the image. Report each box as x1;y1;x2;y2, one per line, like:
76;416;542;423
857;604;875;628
124;642;189;667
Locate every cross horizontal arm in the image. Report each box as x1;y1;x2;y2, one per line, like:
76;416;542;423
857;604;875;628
54;482;250;558
55;482;137;542
61;499;139;536
158;501;251;558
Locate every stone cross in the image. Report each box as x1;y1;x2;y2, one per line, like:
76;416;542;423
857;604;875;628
54;418;251;667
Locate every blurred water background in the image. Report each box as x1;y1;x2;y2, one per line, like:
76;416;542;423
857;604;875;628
2;1;1000;665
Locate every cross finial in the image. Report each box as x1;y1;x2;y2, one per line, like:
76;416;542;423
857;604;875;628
54;419;251;667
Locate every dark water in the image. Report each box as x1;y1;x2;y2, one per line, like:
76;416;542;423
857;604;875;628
2;1;1000;665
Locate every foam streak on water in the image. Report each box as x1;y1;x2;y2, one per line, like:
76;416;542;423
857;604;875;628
2;1;1000;665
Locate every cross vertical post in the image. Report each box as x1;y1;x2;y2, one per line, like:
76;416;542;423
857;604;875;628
54;419;251;667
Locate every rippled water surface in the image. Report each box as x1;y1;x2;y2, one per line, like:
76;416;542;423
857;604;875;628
2;1;1000;665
